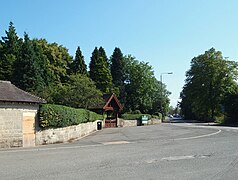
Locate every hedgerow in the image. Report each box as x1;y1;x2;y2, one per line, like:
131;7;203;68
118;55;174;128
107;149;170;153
39;104;103;128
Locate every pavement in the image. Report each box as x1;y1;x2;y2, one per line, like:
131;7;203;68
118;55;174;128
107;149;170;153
1;122;238;179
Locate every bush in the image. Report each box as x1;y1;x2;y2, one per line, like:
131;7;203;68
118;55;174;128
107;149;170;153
39;104;103;129
121;113;152;120
152;112;162;120
131;110;141;114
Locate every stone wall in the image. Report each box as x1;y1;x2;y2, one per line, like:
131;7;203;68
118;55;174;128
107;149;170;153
0;103;38;148
118;118;138;127
118;118;161;127
36;121;99;145
148;118;161;125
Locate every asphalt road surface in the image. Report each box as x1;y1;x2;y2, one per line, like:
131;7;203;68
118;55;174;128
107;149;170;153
1;122;238;180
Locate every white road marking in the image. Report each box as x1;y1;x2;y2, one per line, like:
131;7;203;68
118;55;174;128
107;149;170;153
162;155;195;161
103;141;130;145
161;154;211;161
173;129;221;141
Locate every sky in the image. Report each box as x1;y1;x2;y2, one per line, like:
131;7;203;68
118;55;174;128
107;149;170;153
1;0;238;107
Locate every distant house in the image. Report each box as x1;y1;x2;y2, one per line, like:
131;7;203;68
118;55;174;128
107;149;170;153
0;81;46;148
90;93;122;128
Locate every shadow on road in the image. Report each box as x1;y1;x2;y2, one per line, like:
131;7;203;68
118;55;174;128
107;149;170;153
165;118;238;128
164;119;200;123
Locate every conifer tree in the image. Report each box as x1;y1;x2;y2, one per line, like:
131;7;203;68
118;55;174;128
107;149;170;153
98;46;109;68
0;22;21;81
89;47;99;81
89;47;112;93
70;46;87;75
12;33;43;92
110;47;125;87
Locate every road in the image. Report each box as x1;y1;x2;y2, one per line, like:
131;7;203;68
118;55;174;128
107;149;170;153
1;122;238;180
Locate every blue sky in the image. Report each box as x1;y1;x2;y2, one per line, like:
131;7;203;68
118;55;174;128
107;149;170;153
1;0;238;107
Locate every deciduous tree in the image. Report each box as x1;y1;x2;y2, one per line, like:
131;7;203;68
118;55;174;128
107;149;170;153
124;55;170;114
180;48;238;121
52;74;103;109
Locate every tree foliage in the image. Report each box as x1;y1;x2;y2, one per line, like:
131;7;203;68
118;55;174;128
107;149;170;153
123;55;170;114
223;88;238;124
31;38;73;85
89;47;112;93
70;46;87;75
0;22;172;116
180;48;238;121
99;46;109;68
52;74;103;109
12;33;44;92
110;47;126;104
0;22;22;81
110;47;125;87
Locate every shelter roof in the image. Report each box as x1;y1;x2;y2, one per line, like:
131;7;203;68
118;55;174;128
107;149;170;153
90;93;122;111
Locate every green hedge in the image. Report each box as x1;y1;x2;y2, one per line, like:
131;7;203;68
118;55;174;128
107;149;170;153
121;113;152;120
152;112;162;120
39;104;103;129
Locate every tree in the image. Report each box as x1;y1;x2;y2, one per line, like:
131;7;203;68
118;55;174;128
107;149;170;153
180;48;238;121
223;87;238;124
29;38;74;101
12;33;43;92
110;47;125;86
89;47;112;93
52;74;103;109
70;46;87;75
0;22;21;81
32;38;73;84
99;46;109;68
123;55;170;114
110;47;126;104
31;39;54;98
151;80;171;116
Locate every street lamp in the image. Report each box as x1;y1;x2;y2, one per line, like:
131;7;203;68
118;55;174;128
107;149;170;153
160;72;173;84
160;72;173;121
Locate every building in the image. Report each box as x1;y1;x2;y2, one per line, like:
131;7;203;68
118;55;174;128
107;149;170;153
0;81;46;148
90;93;123;128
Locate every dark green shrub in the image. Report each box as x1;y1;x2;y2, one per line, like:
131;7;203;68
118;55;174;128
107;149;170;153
131;110;141;114
152;112;162;119
39;104;103;129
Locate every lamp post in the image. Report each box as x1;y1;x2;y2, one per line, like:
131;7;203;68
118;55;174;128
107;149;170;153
160;72;173;121
160;72;173;85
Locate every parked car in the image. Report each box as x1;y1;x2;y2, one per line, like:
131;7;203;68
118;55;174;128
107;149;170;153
172;114;182;120
168;114;173;118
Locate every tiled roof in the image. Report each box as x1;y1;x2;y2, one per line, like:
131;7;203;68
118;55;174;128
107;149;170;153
0;81;46;104
89;93;122;110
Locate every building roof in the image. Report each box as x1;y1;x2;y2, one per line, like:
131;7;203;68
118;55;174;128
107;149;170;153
0;81;46;104
90;93;122;111
102;93;122;110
